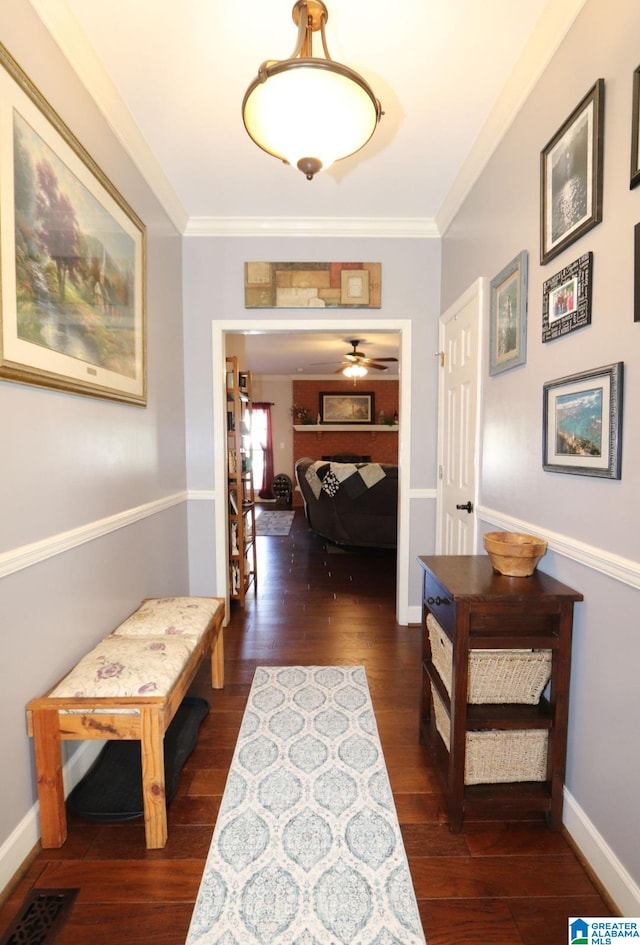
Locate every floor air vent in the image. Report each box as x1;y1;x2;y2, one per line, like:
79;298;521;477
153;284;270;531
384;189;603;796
0;889;78;945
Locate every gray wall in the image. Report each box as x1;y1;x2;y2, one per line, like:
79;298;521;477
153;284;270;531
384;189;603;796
442;0;640;907
2;0;637;916
0;0;189;883
182;235;442;607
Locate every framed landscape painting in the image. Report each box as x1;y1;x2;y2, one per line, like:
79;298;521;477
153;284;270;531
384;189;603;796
0;43;146;404
542;362;623;479
319;392;375;424
540;79;604;265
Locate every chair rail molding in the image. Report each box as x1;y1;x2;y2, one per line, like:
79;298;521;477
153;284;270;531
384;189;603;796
0;492;187;579
477;505;640;590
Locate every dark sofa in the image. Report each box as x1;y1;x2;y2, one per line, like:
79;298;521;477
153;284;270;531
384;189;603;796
295;457;398;548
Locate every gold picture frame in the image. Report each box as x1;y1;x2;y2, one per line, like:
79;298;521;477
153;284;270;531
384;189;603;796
319;391;375;424
0;43;146;405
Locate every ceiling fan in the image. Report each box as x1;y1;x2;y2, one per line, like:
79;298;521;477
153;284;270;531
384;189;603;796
312;339;398;373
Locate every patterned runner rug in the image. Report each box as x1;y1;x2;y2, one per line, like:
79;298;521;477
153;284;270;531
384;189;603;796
186;665;425;945
254;510;295;536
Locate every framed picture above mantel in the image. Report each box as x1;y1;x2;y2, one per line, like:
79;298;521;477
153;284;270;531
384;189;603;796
319;391;375;424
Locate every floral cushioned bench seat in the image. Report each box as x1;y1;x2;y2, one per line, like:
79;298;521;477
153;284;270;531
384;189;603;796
51;597;222;702
27;596;225;850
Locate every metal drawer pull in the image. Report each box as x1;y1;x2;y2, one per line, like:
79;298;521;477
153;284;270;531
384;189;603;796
427;596;450;606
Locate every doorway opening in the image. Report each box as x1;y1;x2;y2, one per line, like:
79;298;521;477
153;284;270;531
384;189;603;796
212;318;412;625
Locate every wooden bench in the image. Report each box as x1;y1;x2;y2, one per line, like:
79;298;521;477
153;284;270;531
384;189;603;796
26;597;225;850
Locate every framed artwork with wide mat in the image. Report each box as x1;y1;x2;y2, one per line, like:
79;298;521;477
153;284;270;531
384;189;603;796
0;43;146;404
542;362;623;479
540;79;604;265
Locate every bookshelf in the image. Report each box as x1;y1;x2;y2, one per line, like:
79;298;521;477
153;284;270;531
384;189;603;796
226;356;257;604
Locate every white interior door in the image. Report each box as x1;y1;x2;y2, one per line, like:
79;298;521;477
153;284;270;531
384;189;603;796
436;279;484;554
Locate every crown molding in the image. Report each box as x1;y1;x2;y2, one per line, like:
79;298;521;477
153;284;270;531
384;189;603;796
436;0;588;235
28;0;189;233
31;0;587;242
184;216;440;239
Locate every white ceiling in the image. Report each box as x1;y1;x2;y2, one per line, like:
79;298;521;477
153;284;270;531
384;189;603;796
236;330;403;377
28;0;586;374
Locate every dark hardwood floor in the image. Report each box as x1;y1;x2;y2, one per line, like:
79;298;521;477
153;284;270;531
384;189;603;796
1;509;615;944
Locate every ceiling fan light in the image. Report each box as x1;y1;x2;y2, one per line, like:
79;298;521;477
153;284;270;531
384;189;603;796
343;363;368;378
242;1;382;179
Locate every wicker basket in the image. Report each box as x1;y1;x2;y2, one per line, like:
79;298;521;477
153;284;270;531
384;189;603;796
427;614;552;705
431;685;548;785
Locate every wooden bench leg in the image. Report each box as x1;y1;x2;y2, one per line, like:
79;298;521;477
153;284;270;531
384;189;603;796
31;710;67;848
211;623;224;689
140;707;167;849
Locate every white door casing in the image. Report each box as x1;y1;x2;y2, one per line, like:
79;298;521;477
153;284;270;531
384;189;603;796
211;318;412;625
436;279;485;554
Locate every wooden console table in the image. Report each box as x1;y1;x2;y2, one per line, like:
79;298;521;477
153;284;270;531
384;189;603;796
418;555;582;832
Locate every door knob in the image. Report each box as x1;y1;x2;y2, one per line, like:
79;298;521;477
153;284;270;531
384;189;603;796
456;501;473;513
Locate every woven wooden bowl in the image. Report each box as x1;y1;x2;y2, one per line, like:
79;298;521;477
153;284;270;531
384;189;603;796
483;531;548;577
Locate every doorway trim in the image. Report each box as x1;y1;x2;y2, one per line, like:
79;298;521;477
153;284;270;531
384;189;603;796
212;318;412;625
435;278;485;554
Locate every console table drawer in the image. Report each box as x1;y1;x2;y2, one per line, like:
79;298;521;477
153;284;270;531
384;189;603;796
423;571;455;638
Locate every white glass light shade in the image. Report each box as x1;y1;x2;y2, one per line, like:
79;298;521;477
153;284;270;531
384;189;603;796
343;363;368;378
243;60;380;175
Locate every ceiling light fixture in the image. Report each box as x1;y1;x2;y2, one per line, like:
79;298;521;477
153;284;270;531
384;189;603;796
342;363;368;379
242;0;383;180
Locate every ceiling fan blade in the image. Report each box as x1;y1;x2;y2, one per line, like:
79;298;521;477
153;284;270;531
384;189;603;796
360;357;398;364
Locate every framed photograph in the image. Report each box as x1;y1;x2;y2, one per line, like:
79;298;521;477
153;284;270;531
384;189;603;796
0;43;146;404
635;223;640;323
631;65;640;189
489;250;528;376
319;391;375;424
541;79;604;265
542;252;593;342
542;362;623;479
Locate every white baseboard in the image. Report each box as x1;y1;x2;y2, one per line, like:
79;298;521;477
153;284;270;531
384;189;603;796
0;741;103;896
563;789;640;916
407;604;422;626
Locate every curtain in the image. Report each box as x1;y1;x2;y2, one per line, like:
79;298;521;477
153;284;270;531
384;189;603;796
253;402;274;499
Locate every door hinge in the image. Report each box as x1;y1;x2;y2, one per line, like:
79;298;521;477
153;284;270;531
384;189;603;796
435;351;445;368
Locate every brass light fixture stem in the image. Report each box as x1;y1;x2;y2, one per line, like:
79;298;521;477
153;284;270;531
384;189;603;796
242;0;382;180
